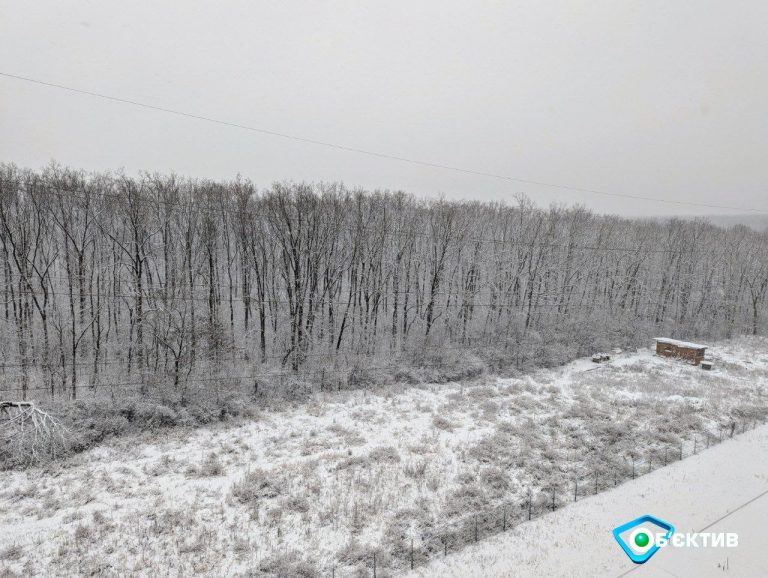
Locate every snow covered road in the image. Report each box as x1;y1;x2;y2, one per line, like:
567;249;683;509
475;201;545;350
410;423;768;578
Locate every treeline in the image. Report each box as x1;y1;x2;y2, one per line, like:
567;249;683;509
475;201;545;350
1;162;767;401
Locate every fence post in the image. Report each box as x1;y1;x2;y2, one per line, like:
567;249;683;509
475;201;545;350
631;457;635;480
528;492;532;521
502;506;507;531
693;435;697;454
373;552;376;578
679;441;683;460
574;479;578;502
410;538;414;570
474;515;478;542
648;454;652;474
551;487;556;512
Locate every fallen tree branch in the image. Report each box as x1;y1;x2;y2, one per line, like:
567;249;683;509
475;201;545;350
1;400;69;466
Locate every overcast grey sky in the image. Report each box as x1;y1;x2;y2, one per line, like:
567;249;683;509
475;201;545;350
1;1;767;216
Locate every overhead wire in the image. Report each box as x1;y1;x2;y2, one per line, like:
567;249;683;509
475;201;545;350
1;71;766;214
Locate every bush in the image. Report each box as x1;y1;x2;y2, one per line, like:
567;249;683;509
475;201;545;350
403;459;428;479
0;388;264;470
479;466;510;493
336;540;391;575
432;414;455;431
187;453;224;477
231;468;282;503
444;481;486;517
283;495;310;513
336;454;370;470
256;553;318;578
368;445;401;464
0;544;23;561
134;403;179;427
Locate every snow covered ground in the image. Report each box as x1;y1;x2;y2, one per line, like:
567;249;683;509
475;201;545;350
409;421;768;578
0;337;766;576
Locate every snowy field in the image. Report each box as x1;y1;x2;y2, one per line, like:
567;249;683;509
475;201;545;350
409;421;768;578
0;337;766;577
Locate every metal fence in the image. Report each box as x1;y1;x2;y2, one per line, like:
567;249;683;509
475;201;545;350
329;417;765;577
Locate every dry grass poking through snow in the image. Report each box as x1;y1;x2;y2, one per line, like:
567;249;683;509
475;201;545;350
0;337;766;577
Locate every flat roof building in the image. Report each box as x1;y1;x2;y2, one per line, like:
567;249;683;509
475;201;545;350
654;338;708;365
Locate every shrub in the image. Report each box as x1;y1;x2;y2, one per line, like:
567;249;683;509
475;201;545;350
368;446;401;464
403;459;428;479
480;466;510;493
256;553;318;578
444;482;486;516
134;403;179;428
231;468;282;503
431;414;454;431
73;523;92;542
336;540;390;572
480;400;499;418
0;544;23;561
336;454;370;470
190;453;224;477
284;495;310;514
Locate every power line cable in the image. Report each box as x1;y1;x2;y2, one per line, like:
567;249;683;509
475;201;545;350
2;71;766;214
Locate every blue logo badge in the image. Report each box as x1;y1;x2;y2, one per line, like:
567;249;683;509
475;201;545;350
612;514;675;564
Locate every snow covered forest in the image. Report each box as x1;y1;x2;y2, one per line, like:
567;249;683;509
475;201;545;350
1;162;767;404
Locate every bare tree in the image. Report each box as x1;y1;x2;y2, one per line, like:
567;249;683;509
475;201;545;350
0;162;765;404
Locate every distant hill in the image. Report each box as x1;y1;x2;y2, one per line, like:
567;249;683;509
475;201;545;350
653;214;768;231
700;215;768;231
